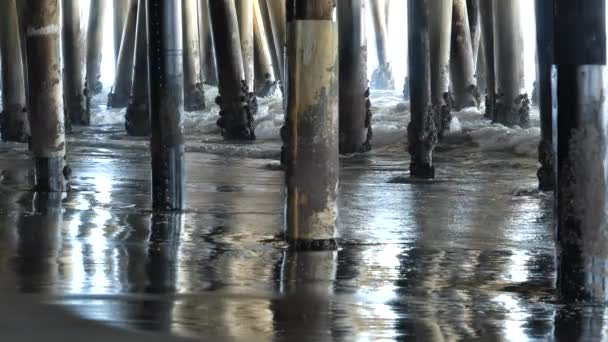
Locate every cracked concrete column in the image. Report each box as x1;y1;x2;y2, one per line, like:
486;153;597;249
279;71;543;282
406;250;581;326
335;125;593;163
108;0;138;108
183;0;205;111
284;0;338;249
61;0;85;132
370;0;395;90
450;0;478;110
429;0;453;138
0;0;30;142
125;0;149;137
479;0;495;119
25;0;68;192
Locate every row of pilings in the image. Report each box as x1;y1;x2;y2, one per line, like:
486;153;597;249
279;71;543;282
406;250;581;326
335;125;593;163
5;0;608;305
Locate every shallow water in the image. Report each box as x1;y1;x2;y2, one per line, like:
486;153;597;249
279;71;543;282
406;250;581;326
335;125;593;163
0;90;602;341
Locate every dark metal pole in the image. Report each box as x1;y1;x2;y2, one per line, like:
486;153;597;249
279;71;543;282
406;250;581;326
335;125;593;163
125;0;150;136
147;0;185;210
209;0;256;140
408;0;437;179
555;0;608;303
183;0;205;111
108;0;138;108
25;0;68;192
285;0;338;249
479;0;495;119
62;0;85;132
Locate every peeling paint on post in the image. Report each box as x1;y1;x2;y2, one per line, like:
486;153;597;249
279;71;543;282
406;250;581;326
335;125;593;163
61;0;85;132
370;0;395;90
253;0;276;96
125;0;149;137
535;0;555;191
555;0;608;303
85;0;107;105
450;0;478;110
429;0;453;137
0;0;30;142
209;0;257;140
25;0;68;192
108;0;138;109
147;0;185;211
479;0;495;119
285;0;338;250
237;0;255;92
183;0;205;111
338;0;371;154
408;0;437;179
198;0;218;86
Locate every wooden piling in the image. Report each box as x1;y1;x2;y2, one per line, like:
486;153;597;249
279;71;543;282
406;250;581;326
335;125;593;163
370;0;395;90
450;0;478;110
108;0;138;108
429;0;453;137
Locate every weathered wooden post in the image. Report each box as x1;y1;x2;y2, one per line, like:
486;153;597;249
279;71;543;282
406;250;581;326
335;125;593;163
253;0;276;96
338;0;371;154
479;0;495;119
183;0;205;111
535;0;554;191
0;0;30;142
147;0;185;210
86;0;108;103
108;0;138;108
236;0;255;92
25;0;68;192
493;0;529;127
114;0;129;65
198;0;218;85
554;0;608;303
467;0;480;66
266;0;286;85
209;0;256;140
408;0;437;179
284;0;338;249
429;0;453;137
450;0;478;110
125;0;149;136
370;0;395;90
61;0;86;131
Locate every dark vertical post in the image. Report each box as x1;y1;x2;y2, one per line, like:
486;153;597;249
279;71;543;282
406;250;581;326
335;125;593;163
183;0;205;111
285;0;338;249
209;0;257;140
370;0;395;90
479;0;495;119
62;0;86;131
450;0;478;110
338;0;371;154
253;0;276;95
0;0;30;142
125;0;150;136
147;0;185;210
535;0;555;191
108;0;138;108
25;0;68;192
86;0;108;102
198;0;218;86
429;0;453;137
408;0;437;179
555;0;608;303
114;0;129;65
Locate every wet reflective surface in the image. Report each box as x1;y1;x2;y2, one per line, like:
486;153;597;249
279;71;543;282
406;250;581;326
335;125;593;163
0;96;605;341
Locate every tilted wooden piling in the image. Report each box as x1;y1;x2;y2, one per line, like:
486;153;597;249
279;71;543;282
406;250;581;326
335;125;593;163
450;0;478;110
429;0;453;137
253;0;276;96
479;0;495;119
108;0;138;108
86;0;107;101
466;0;480;67
0;0;30;142
25;0;68;192
61;0;86;131
285;0;339;249
338;0;372;154
147;0;185;210
198;0;218;86
266;0;286;86
408;0;437;179
183;0;205;111
370;0;395;90
236;0;255;92
113;0;129;65
210;0;257;140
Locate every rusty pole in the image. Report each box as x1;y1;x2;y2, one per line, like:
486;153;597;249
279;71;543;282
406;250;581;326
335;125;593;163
0;0;30;142
253;0;276;96
285;0;338;249
450;0;478;110
25;0;68;192
114;0;129;65
338;0;372;154
147;0;185;210
370;0;395;90
429;0;453;137
61;0;85;131
479;0;495;119
183;0;205;111
108;0;138;108
125;0;149;136
209;0;257;140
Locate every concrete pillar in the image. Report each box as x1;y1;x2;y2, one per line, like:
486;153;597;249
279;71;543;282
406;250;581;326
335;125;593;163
61;0;85;132
285;0;338;249
25;0;68;192
467;0;480;67
266;0;286;86
493;0;529;127
114;0;129;65
479;0;495;119
370;0;395;90
209;0;257;140
108;0;138;109
236;0;255;92
147;0;185;210
450;0;478;110
338;0;371;154
429;0;453;137
86;0;108;103
535;0;555;191
253;0;276;96
198;0;218;86
183;0;205;111
125;0;150;136
0;0;30;142
555;0;608;303
408;0;437;179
